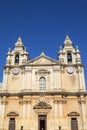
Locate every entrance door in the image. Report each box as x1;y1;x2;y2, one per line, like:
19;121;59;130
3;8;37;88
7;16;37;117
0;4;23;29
38;115;47;130
9;118;15;130
71;118;78;130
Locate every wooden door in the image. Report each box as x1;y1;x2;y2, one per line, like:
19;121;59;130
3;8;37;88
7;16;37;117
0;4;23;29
9;118;15;130
38;115;47;130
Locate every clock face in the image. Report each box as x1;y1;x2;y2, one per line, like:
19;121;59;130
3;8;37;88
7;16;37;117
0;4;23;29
12;67;19;75
67;66;74;74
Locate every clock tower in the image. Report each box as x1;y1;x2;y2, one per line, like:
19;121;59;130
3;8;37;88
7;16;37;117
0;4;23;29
2;37;30;91
58;35;86;91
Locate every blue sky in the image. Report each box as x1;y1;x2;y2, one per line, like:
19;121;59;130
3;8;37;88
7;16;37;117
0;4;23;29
0;0;87;87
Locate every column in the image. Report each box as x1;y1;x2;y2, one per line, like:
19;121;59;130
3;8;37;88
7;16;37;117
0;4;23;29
2;68;9;90
58;66;62;89
79;98;86;130
26;69;32;90
77;66;83;90
1;98;7;130
27;101;31;118
22;71;26;90
53;100;58;118
22;101;27;118
58;101;63;118
53;67;58;89
81;67;86;90
27;69;32;90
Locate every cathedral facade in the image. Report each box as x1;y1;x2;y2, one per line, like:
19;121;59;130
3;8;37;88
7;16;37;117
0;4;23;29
0;35;87;130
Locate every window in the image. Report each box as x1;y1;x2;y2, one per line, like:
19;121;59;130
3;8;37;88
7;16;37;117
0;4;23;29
71;118;78;130
15;54;19;64
39;77;46;90
67;53;72;63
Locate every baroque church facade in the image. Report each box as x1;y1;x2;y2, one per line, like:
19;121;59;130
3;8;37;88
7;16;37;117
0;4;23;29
0;35;87;130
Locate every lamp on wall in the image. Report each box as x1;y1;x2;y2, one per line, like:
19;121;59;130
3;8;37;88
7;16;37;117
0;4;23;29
58;126;61;130
21;126;23;130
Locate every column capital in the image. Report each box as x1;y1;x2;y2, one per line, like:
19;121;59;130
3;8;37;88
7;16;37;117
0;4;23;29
19;100;32;105
78;100;86;104
1;100;8;105
53;99;67;104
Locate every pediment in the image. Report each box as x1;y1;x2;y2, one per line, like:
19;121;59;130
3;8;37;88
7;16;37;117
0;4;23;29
26;54;58;65
68;112;80;116
7;111;19;116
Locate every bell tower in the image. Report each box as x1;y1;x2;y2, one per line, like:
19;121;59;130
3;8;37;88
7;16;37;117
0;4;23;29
6;37;29;66
58;35;86;91
58;35;81;64
2;37;30;91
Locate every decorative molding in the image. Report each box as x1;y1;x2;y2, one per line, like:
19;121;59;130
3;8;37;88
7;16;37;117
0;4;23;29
53;66;61;72
19;100;31;105
21;69;32;74
7;111;19;116
33;101;52;109
35;69;50;76
78;99;86;104
68;112;80;116
76;69;82;73
1;100;8;105
53;99;67;104
5;69;10;75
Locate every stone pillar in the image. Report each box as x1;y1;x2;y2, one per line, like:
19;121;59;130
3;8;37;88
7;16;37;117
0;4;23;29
1;97;7;129
53;68;57;89
58;101;63;118
27;69;32;90
79;97;86;130
77;66;83;90
22;101;26;118
58;66;62;89
22;68;32;90
2;68;9;90
53;100;58;118
26;101;31;118
26;69;32;90
22;71;26;90
81;67;86;91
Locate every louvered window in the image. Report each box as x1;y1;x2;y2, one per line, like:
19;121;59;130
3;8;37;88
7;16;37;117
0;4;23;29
67;53;72;63
15;54;19;64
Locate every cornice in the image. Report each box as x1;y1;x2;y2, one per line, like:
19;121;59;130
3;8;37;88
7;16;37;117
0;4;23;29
0;91;87;97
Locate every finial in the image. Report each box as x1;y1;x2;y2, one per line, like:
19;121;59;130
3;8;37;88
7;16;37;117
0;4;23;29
7;47;11;55
8;48;11;52
64;35;72;46
76;45;78;49
76;45;80;52
15;36;23;46
40;48;45;56
60;46;62;50
24;47;26;51
66;34;70;40
18;36;22;42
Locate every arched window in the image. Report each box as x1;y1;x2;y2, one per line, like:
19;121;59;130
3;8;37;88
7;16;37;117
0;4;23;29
71;118;78;130
39;77;46;90
67;52;72;63
15;54;19;64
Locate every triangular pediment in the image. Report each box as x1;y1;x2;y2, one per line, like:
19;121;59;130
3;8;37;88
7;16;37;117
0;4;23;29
26;54;58;65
